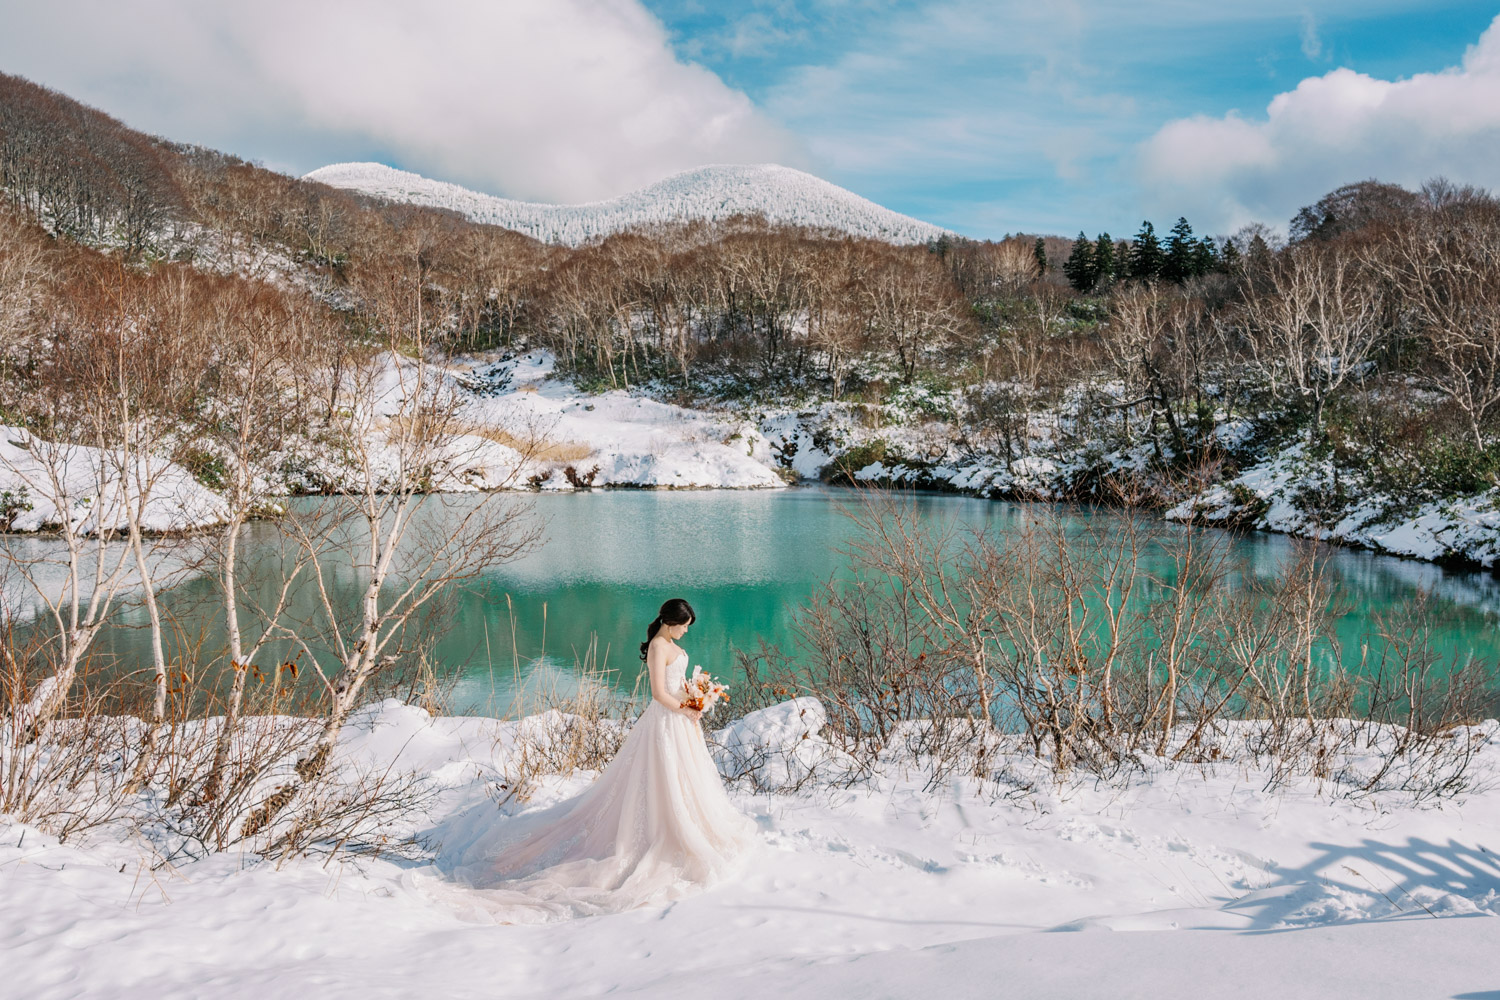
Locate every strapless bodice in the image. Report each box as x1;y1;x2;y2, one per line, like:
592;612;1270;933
666;650;688;697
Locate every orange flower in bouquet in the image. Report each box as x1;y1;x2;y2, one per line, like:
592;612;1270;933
681;665;730;715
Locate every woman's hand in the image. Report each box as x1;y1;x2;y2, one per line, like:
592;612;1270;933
679;702;704;723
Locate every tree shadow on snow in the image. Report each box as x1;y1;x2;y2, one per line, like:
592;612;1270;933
1224;836;1500;930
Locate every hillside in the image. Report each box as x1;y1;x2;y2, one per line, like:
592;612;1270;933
304;162;952;246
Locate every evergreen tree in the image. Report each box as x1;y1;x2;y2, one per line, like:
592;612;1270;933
1062;231;1098;292
1219;239;1242;272
1094;232;1115;286
1163;216;1195;282
1191;235;1217;276
1127;221;1162;280
1033;236;1048;274
1247;233;1272;271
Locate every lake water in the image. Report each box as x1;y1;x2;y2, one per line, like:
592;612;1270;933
26;486;1500;713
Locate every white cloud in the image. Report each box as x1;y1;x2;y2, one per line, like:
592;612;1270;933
1138;14;1500;234
1299;13;1323;61
0;0;803;202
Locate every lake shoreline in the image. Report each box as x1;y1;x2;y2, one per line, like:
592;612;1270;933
7;476;1497;580
6;346;1496;577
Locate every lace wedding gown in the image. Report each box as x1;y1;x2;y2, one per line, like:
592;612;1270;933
421;651;757;923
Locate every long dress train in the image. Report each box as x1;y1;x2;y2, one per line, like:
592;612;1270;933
420;651;757;923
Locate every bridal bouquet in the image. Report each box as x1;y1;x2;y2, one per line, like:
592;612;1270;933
681;665;730;715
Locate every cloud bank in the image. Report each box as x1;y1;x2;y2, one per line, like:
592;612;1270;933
1139;14;1500;234
0;0;803;202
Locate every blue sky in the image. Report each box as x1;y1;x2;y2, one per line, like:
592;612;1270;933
2;1;1498;239
639;1;1500;236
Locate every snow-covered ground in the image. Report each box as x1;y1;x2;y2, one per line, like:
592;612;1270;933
1167;445;1500;568
443;351;783;491
0;352;786;542
846;442;1500;569
0;426;228;534
3;699;1497;999
748;386;1500;571
306;162;951;247
7;349;1498;573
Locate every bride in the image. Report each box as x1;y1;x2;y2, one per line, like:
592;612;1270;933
422;598;757;923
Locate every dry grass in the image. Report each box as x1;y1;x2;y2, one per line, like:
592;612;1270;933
381;414;594;464
449;420;594;464
486;633;642;806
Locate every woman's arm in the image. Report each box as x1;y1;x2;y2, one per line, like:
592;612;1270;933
646;640;702;721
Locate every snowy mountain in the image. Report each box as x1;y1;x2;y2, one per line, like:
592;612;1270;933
304;162;951;246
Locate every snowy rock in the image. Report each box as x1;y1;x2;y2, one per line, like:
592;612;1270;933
710;697;846;789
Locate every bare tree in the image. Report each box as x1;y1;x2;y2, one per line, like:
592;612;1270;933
196;283;332;801
1376;206;1500;447
1240;243;1385;442
240;249;542;844
864;245;968;382
1;267;147;740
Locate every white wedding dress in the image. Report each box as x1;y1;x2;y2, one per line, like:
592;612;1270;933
420;650;757;923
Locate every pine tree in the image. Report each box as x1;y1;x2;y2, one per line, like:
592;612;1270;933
1128;221;1162;280
1033;236;1048;275
1062;231;1098;292
1163;216;1195;282
1191;235;1217;276
1219;239;1241;272
1095;232;1115;285
1247;233;1272;271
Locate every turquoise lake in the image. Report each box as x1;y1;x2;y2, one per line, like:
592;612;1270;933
43;486;1500;713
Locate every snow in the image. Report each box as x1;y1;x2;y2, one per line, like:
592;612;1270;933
757;412;837;480
748;385;1500;570
1167;445;1500;567
3;698;1497;999
0;426;228;534
305;162;952;247
709;698;845;788
437;351;785;491
0;351;785;542
6;345;1495;574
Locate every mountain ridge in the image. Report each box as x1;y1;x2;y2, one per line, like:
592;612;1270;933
304;161;952;246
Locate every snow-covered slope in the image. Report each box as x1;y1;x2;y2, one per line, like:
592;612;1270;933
304;162;951;246
3;699;1497;999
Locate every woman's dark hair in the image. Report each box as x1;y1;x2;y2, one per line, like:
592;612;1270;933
640;598;695;661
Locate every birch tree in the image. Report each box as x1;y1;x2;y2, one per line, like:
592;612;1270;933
1241;244;1384;442
240;238;541;844
1377;209;1500;448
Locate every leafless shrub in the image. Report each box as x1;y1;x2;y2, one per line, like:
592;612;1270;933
1;620;137;841
562;464;600;489
720;486;1495;801
1334;595;1497;801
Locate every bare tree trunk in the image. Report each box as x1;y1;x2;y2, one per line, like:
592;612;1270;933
202;511;246;802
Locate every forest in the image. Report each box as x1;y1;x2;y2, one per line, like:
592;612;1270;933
7;68;1497;528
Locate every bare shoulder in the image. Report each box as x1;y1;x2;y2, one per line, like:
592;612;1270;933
648;635;681;660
